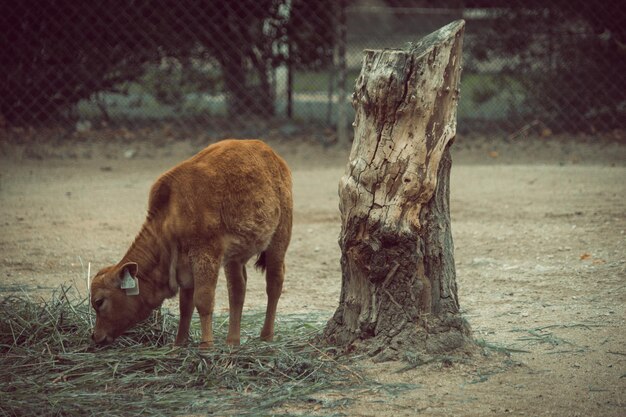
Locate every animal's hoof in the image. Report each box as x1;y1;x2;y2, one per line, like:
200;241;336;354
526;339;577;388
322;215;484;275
198;341;213;350
174;337;189;347
226;338;241;346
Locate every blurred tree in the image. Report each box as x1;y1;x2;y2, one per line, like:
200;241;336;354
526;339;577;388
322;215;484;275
379;0;624;131
0;0;338;124
282;0;336;70
0;1;154;124
465;0;625;131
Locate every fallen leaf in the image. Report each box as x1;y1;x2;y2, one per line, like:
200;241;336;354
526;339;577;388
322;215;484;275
541;128;552;137
580;253;592;260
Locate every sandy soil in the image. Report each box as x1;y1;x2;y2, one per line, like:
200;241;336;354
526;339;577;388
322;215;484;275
0;133;624;416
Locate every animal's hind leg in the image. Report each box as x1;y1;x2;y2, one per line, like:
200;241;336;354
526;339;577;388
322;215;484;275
190;244;222;349
260;251;285;342
260;201;292;342
225;261;247;346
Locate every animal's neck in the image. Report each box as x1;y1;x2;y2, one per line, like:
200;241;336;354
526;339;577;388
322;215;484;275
120;222;172;308
121;222;160;271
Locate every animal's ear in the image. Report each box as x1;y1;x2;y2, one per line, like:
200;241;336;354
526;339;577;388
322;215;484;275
119;262;138;279
117;262;140;295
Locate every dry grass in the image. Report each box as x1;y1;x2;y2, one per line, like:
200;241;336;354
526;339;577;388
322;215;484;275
0;285;363;416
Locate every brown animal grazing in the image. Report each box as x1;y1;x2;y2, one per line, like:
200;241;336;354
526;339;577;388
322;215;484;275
90;139;292;348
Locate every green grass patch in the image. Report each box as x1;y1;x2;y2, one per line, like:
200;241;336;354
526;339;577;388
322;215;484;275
74;67;528;126
511;328;574;348
458;72;527;121
474;338;531;355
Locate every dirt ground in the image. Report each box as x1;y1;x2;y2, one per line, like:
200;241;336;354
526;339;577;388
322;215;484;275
1;133;625;416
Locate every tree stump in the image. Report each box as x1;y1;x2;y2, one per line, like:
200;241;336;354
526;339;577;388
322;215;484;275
323;20;472;361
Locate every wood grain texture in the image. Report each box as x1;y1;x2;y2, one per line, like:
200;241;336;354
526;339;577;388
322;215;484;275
325;21;472;360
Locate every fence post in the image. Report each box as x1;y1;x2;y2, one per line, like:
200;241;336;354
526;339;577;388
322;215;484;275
336;0;348;145
287;39;293;119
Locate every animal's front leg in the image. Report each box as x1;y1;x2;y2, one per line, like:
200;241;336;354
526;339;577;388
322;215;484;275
225;262;247;346
175;287;194;346
190;245;222;349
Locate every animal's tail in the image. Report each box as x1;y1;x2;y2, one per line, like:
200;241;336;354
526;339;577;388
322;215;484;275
254;251;267;272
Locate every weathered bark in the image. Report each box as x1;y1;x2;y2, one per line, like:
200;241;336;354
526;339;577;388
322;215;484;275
323;20;472;360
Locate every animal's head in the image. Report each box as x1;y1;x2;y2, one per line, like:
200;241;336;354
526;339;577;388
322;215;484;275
90;262;151;345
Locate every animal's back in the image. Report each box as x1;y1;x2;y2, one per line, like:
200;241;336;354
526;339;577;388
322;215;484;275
151;140;292;261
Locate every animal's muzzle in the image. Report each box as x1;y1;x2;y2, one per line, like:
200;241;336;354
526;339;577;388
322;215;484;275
91;332;112;346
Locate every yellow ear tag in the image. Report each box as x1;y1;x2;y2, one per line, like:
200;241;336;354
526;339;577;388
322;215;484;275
121;269;139;296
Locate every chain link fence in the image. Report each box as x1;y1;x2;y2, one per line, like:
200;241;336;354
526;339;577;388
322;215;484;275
1;1;624;140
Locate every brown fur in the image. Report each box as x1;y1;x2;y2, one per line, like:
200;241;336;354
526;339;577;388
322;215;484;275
90;139;292;348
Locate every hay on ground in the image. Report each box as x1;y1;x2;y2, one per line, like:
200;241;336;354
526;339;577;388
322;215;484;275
0;286;362;416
